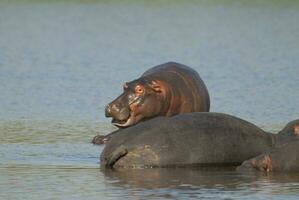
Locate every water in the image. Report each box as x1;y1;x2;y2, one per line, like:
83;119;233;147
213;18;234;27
0;0;299;199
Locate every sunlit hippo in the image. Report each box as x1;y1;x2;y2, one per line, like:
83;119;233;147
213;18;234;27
237;119;299;172
93;62;210;144
105;62;210;128
100;112;274;169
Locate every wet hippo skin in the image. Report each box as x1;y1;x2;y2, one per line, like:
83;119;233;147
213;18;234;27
100;112;275;169
237;141;299;172
93;62;210;144
105;62;210;128
238;119;299;172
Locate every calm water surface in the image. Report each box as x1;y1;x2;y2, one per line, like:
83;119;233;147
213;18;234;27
1;0;299;199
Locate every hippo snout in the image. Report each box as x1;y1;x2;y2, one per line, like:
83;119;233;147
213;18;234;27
105;103;130;121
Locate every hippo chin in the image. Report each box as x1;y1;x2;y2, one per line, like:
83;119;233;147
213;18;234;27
100;112;275;169
105;62;210;128
237;119;299;172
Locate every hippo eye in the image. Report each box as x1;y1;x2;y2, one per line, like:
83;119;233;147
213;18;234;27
135;85;144;94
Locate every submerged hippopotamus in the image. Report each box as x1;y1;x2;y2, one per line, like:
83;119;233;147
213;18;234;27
105;62;210;127
100;112;274;169
237;119;299;172
93;62;210;144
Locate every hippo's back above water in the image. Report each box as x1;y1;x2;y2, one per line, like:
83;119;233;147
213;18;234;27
100;112;274;169
142;62;210;112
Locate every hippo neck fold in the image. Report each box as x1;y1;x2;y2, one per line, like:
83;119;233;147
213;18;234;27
164;83;183;117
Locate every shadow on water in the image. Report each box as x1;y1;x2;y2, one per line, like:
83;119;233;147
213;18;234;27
100;167;299;199
102;167;299;188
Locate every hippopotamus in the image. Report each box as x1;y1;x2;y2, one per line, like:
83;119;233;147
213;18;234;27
93;62;210;144
105;62;210;127
237;119;299;172
237;141;299;172
100;112;274;169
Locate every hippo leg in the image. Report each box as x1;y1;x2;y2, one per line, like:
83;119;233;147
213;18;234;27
92;135;108;145
104;145;128;168
92;133;116;145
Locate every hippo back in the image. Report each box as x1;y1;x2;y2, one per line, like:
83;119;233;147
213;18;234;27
100;112;274;168
142;62;210;112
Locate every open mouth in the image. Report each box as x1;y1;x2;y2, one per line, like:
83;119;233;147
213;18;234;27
111;115;135;127
112;118;128;125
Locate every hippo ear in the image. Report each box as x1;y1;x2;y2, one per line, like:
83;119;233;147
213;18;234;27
149;80;162;93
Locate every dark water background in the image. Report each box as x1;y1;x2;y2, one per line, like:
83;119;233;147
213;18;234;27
1;0;299;199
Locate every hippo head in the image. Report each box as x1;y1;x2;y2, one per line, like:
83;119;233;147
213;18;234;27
105;78;165;128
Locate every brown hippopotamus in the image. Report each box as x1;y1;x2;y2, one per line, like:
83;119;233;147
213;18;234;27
237;119;299;172
93;62;210;144
100;112;274;169
105;62;210;128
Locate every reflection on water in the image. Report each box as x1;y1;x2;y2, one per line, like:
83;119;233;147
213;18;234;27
2;162;299;200
1;166;106;200
1;0;299;199
102;168;299;199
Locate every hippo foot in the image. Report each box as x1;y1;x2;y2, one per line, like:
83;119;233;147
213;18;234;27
92;134;110;145
237;154;273;172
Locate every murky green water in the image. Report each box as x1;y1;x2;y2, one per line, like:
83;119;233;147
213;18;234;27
1;0;299;199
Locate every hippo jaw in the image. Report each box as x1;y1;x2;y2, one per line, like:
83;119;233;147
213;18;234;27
111;109;146;128
112;114;136;127
106;79;164;128
111;95;144;127
105;104;134;127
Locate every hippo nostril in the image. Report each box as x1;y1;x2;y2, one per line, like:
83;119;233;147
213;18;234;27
105;102;131;122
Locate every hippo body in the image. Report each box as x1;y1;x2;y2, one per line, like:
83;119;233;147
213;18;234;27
238;119;299;172
237;141;299;172
105;62;210;128
94;62;210;144
100;112;274;169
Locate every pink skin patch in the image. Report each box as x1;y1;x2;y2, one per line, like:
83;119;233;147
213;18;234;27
250;159;257;166
250;155;272;172
294;125;299;136
260;155;272;172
